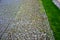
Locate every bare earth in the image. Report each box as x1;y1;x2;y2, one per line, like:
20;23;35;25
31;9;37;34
0;0;54;40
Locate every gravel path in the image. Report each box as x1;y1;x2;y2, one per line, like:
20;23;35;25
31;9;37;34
0;0;54;40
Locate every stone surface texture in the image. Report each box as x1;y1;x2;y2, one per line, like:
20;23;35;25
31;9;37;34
0;0;55;40
53;0;60;9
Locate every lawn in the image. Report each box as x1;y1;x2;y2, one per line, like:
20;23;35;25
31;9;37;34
40;0;60;40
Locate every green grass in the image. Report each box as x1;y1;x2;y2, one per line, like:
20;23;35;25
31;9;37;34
41;0;60;40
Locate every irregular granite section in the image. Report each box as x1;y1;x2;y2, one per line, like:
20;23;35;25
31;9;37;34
53;0;60;9
0;0;55;40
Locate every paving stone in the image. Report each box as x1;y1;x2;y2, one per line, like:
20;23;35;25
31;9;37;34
53;0;60;9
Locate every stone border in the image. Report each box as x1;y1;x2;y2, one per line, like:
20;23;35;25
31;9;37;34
53;0;60;9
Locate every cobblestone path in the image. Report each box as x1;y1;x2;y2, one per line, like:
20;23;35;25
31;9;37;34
0;0;54;40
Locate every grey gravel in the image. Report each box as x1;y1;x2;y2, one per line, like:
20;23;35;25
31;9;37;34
0;0;55;40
